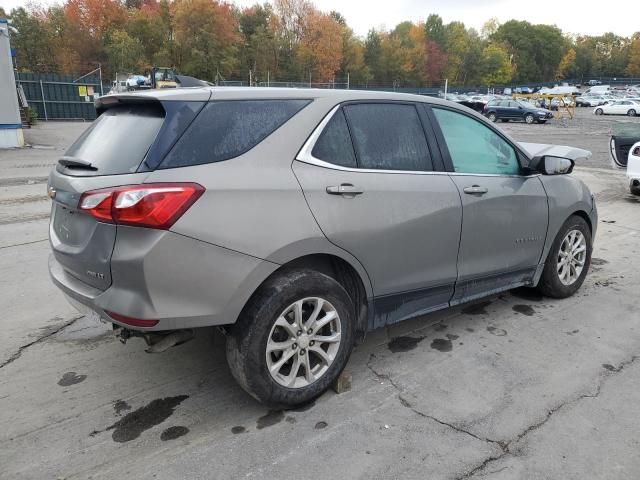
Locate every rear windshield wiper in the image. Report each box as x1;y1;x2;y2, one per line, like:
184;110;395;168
58;156;98;171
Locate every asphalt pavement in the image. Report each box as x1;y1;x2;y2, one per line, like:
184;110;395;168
1;110;639;479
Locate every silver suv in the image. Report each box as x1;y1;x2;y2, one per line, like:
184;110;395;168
48;88;597;407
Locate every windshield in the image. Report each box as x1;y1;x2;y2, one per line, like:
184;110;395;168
63;104;165;176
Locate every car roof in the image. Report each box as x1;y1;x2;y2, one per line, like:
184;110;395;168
96;86;453;108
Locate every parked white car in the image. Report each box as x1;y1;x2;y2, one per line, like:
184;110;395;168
594;100;639;116
628;142;640;196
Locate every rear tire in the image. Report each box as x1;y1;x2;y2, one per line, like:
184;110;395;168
488;112;497;122
226;269;355;408
524;114;534;124
537;215;592;299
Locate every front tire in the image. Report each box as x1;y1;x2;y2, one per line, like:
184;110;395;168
537;215;592;299
226;269;355;408
524;113;534;124
631;180;640;196
628;109;637;117
595;108;603;115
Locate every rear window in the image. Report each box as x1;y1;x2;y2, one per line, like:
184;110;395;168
63;104;164;175
161;99;310;168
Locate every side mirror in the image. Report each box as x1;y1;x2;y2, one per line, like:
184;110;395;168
535;155;575;175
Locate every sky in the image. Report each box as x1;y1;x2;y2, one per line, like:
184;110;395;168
1;0;638;38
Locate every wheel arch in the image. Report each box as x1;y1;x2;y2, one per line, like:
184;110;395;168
228;243;373;341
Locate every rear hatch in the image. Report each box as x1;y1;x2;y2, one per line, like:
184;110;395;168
49;102;168;290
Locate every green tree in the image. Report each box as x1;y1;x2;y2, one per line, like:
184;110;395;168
104;29;144;72
480;43;512;85
9;7;58;72
425;13;445;46
626;33;640;77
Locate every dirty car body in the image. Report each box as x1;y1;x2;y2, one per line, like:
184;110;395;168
48;88;597;406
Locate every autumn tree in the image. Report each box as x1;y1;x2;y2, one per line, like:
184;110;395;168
297;9;343;82
556;48;576;79
172;0;240;80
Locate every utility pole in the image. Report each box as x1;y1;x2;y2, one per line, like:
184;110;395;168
347;72;350;90
444;78;448;100
267;70;270;87
249;69;252;87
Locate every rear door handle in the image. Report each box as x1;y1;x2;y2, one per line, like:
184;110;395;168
326;184;363;195
463;185;488;195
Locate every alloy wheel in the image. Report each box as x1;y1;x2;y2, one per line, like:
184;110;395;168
557;230;587;286
266;297;342;389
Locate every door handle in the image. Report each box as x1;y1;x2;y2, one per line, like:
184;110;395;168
326;184;363;195
463;185;488;195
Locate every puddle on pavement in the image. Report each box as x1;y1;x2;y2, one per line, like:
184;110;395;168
231;426;246;434
113;400;131;415
465;328;474;332
565;329;580;335
513;304;535;316
461;301;492;315
446;334;459;340
388;336;424;353
430;338;452;352
591;258;608;266
57;372;87;386
285;416;296;424
314;421;328;429
256;410;284;429
487;326;507;336
602;363;621;372
432;323;448;331
160;426;189;441
104;395;189;443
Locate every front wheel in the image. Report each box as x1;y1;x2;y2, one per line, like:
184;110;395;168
226;269;355;408
595;108;603;115
631;180;640;196
628;109;637;117
524;113;534;124
537;215;592;299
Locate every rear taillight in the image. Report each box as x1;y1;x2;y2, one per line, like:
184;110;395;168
79;183;204;229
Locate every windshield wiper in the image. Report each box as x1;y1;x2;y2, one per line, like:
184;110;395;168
58;156;98;170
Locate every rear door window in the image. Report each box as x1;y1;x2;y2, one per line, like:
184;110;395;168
161;99;310;168
62;104;164;176
343;103;433;171
311;109;357;168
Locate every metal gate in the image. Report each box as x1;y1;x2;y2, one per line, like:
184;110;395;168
15;73;109;121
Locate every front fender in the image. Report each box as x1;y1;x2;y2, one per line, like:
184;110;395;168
536;175;596;278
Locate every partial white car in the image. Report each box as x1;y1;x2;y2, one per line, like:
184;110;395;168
628;142;640;196
594;100;639;116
